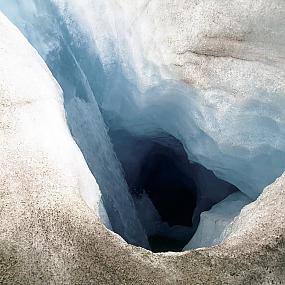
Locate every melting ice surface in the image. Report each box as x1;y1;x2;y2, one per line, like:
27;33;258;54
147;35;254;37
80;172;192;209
1;0;284;251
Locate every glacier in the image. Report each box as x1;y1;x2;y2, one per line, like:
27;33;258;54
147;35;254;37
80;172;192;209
1;0;284;251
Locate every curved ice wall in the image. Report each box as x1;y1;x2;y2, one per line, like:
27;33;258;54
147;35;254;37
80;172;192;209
1;0;285;246
0;0;149;248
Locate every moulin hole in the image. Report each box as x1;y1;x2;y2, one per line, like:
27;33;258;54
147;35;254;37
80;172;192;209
111;131;239;252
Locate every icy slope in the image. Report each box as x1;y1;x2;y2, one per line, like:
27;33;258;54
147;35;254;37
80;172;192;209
59;0;285;199
0;10;148;248
0;11;109;226
2;0;284;200
0;2;149;248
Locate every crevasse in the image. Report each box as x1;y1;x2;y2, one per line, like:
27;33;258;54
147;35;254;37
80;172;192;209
1;0;284;251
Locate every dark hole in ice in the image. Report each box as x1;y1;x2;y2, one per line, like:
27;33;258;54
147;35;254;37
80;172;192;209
140;148;197;227
110;130;239;252
148;235;187;253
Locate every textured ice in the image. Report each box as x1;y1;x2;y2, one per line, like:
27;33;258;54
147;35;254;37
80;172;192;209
0;1;148;248
1;1;285;248
13;0;284;200
183;192;251;250
0;11;110;228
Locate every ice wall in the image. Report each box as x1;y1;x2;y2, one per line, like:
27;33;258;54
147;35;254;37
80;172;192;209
35;0;285;200
0;10;110;228
0;1;148;248
183;192;251;250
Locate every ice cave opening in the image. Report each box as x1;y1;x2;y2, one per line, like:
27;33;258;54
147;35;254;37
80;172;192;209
111;131;241;252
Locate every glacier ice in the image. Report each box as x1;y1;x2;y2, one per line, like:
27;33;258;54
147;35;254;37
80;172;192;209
0;10;111;229
0;1;149;248
41;0;285;200
183;192;252;250
1;0;284;251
